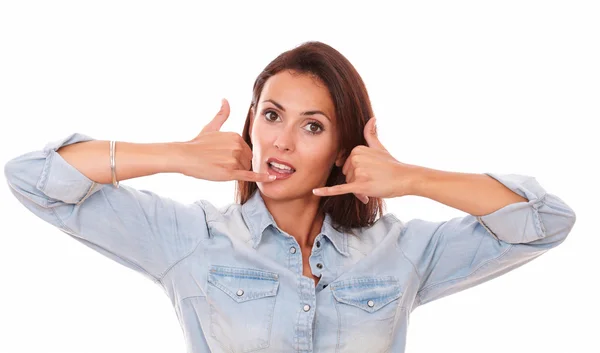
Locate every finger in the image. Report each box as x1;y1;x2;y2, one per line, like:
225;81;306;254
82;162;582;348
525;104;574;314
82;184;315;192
355;194;369;204
363;117;386;150
342;154;352;176
313;183;361;197
240;139;254;165
200;98;231;134
344;165;355;184
231;170;277;183
344;171;369;203
236;158;251;172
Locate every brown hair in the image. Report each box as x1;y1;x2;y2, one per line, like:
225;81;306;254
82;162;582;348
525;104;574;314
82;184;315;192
234;41;387;233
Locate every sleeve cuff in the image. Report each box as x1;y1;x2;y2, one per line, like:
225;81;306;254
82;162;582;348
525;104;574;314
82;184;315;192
36;133;101;204
476;172;548;244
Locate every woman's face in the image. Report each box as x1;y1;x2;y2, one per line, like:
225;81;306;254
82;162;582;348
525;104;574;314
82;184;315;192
250;70;345;200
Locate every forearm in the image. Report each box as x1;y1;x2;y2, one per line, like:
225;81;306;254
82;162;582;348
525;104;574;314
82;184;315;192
57;140;184;184
407;167;528;217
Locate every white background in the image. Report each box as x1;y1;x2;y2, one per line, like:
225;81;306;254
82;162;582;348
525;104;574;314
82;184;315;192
1;1;598;352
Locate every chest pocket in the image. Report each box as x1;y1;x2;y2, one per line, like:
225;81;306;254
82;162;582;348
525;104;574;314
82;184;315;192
207;265;279;353
330;276;403;353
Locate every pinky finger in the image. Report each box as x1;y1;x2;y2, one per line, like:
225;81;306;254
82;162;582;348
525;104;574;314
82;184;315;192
356;193;369;204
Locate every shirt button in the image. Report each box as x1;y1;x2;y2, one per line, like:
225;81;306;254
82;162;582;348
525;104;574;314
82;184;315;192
303;304;311;312
316;263;323;269
289;246;297;254
316;240;321;248
367;300;375;308
236;289;244;296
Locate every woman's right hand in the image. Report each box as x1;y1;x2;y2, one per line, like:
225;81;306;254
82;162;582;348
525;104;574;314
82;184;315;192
177;99;276;183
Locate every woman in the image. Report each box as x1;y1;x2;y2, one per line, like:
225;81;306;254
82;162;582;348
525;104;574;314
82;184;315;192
4;41;576;353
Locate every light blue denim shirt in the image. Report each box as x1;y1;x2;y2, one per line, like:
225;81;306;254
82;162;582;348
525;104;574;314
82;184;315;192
4;133;577;353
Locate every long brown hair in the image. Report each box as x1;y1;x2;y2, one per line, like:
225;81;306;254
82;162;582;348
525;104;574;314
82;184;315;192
235;41;386;233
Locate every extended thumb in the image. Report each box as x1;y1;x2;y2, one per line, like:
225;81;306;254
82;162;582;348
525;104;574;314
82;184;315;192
364;117;384;149
200;98;230;134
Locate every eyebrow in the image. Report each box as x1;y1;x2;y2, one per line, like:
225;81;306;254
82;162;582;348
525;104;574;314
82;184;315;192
261;99;331;122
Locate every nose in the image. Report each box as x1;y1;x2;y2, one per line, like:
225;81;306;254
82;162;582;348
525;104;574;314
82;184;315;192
275;142;290;151
273;128;294;152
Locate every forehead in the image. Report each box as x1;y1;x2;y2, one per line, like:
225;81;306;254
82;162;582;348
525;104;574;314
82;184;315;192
260;70;335;117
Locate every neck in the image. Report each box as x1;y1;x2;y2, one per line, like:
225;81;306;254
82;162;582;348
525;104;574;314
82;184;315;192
261;191;324;248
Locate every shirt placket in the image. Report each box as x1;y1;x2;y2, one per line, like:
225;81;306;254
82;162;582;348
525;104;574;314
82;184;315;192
289;234;328;353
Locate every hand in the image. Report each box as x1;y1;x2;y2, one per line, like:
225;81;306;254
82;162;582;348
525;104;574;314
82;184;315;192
312;117;418;202
178;98;276;183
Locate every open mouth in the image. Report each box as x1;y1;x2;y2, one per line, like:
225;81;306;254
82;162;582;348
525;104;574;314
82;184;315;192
267;162;296;179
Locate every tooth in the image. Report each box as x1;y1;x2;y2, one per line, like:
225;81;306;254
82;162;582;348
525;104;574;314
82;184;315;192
271;162;292;170
270;162;293;172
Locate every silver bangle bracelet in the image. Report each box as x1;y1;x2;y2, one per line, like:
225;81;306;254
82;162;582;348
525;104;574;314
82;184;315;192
110;140;119;188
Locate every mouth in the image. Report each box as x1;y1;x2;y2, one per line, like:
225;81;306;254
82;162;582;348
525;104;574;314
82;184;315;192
266;159;296;180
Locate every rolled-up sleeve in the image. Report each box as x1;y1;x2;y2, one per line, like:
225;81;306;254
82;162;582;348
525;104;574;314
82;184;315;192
398;172;576;308
4;133;207;283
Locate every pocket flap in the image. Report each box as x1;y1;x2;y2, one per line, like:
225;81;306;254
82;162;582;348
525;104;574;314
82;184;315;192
208;265;279;303
330;276;402;313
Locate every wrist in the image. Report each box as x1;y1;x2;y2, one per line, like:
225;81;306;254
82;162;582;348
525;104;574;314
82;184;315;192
403;164;433;197
160;142;188;174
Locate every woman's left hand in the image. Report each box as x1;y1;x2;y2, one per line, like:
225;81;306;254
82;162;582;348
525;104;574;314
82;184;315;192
312;117;420;203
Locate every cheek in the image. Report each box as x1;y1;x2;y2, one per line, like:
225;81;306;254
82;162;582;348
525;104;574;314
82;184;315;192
249;126;274;169
250;129;271;155
300;140;337;169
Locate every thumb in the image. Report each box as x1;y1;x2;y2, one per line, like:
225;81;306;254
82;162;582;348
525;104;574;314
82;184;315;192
200;98;231;135
364;117;385;150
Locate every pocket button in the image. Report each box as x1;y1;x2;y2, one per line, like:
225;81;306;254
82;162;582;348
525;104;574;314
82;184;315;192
367;300;374;308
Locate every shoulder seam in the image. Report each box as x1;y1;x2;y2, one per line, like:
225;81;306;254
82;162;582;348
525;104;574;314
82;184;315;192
390;214;422;284
158;202;207;282
159;235;204;283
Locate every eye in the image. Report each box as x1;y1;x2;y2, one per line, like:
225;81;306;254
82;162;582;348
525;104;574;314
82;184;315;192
303;121;324;135
263;109;325;135
264;110;280;122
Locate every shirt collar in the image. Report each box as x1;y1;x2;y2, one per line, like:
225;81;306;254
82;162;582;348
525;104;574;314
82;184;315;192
241;190;350;257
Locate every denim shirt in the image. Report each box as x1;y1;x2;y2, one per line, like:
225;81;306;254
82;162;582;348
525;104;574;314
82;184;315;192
4;133;577;353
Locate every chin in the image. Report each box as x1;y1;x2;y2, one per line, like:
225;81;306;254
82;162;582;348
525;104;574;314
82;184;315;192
259;182;293;196
258;183;311;200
